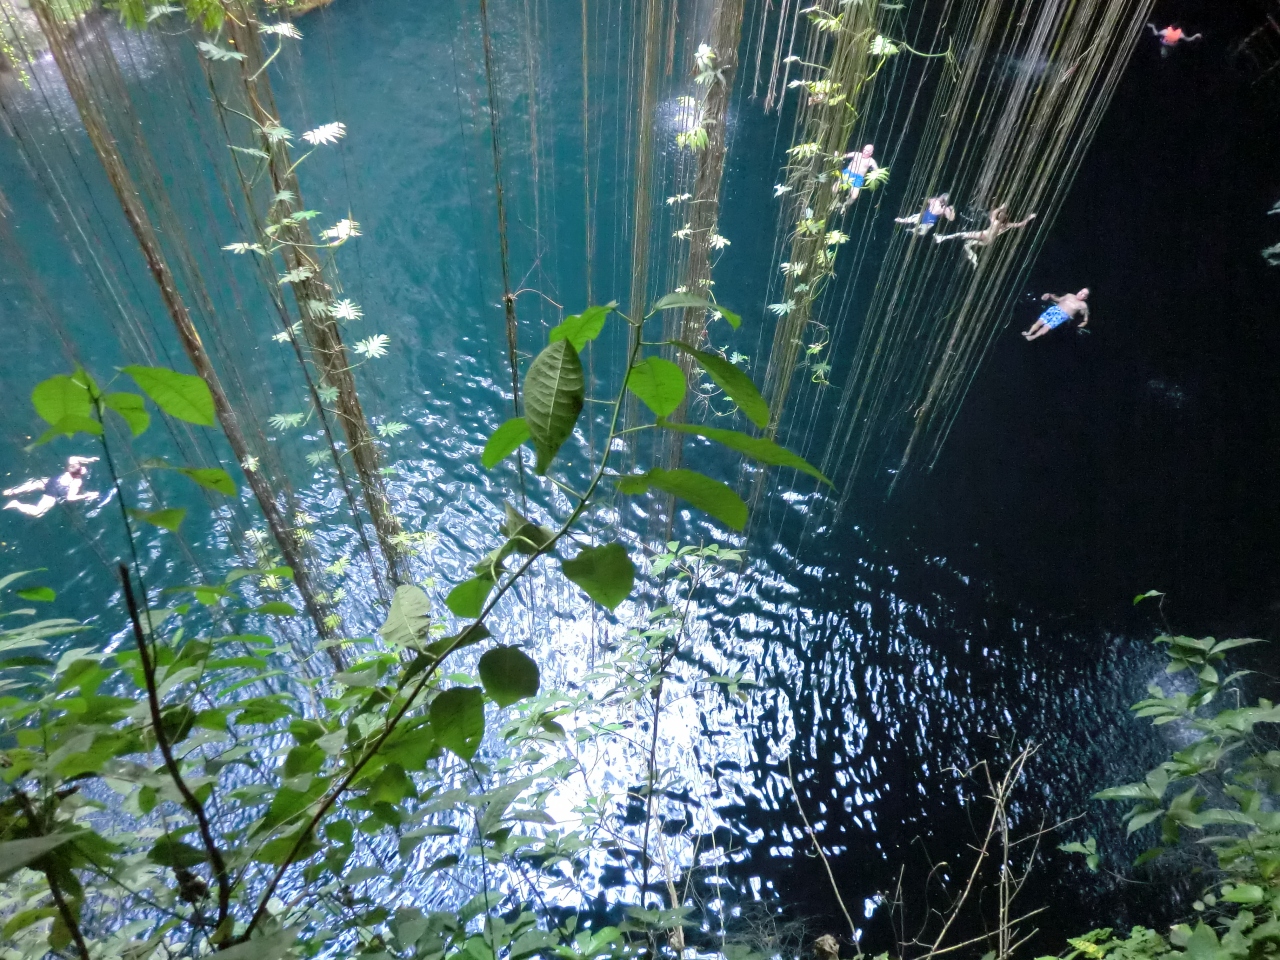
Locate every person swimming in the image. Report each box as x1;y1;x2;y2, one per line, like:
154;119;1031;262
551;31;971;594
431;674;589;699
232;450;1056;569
1023;289;1090;340
1147;23;1202;56
832;144;879;212
933;203;1036;267
895;193;956;236
3;456;99;518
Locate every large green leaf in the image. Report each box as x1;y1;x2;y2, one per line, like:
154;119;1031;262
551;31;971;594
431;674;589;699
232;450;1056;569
478;646;540;707
31;375;91;425
482;418;530;470
128;507;186;533
124;365;215;427
175;467;236;496
445;576;494;619
0;834;77;878
671;343;769;428
523;339;584;474
548;303;615;351
147;836;206;869
627;357;686;418
560;543;635;610
380;584;431;647
618;468;747;531
104;392;150;437
651;292;741;329
661;421;831;485
430;687;485;760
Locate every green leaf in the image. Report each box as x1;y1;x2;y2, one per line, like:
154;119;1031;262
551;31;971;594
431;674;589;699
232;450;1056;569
254;602;298;616
482;418;530;470
0;834;77;878
620;468;747;531
670;343;769;428
1133;590;1164;606
33;414;102;445
1222;884;1265;904
523;339;584;474
206;930;296;960
446;577;494;619
660;421;831;485
148;836;206;869
124;365;215;427
429;687;485;760
627;357;686;418
380;584;431;647
478;646;540;707
129;508;186;533
176;467;236;496
32;375;91;425
15;587;55;603
501;503;554;554
651;292;741;329
560;543;636;610
104;392;150;437
548;303;615;351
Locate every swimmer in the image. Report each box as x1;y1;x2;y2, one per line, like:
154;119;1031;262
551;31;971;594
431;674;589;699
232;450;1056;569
832;144;879;212
3;456;99;518
1023;289;1090;341
1147;24;1202;56
934;204;1036;267
895;193;956;236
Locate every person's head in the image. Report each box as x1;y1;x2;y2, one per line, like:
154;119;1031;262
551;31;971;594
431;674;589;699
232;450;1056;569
937;192;950;205
861;144;874;157
992;204;1009;222
1077;287;1090;300
66;462;86;480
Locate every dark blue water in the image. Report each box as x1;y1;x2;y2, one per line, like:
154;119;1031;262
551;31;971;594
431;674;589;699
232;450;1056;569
1;0;1273;950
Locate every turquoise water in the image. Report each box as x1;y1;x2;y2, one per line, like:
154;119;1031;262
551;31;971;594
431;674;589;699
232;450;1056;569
0;0;1208;945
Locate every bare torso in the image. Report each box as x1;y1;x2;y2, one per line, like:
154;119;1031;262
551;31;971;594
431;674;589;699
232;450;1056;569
1055;293;1088;319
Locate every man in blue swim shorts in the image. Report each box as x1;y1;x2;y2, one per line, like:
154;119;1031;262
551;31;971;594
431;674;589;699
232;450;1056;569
1023;288;1090;340
832;144;879;212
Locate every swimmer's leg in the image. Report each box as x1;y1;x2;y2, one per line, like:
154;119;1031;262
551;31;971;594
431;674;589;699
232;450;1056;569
895;214;920;225
962;240;980;267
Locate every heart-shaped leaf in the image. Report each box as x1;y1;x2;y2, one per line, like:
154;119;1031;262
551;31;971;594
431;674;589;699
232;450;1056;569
627;357;686;418
523;339;584;474
32;375;91;426
104;392;150;437
478;646;540;707
561;543;635;610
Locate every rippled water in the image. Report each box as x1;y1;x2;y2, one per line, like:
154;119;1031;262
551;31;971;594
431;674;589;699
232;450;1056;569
0;0;1235;950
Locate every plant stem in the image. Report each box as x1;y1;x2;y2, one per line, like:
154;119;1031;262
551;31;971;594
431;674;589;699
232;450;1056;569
119;565;232;929
242;315;647;940
14;793;91;960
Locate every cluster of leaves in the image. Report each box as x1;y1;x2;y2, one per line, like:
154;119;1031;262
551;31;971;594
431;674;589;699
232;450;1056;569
1051;629;1280;960
0;289;824;960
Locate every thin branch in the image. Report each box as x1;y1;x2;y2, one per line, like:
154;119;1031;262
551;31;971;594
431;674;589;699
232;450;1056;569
119;565;232;929
788;755;857;940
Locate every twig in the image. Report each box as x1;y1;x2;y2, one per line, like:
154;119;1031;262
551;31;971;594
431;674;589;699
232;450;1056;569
119;565;232;930
788;755;857;940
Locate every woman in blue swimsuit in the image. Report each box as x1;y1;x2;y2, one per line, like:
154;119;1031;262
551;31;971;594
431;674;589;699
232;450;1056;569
895;193;956;236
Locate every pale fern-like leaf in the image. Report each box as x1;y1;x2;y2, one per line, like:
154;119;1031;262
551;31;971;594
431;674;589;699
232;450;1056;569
354;335;390;359
302;122;347;146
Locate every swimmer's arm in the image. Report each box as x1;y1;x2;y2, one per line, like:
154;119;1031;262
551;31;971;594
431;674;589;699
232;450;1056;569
866;157;880;172
945;208;956;221
1041;293;1064;303
64;488;99;502
1146;23;1158;35
1009;213;1037;229
1077;305;1090;328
